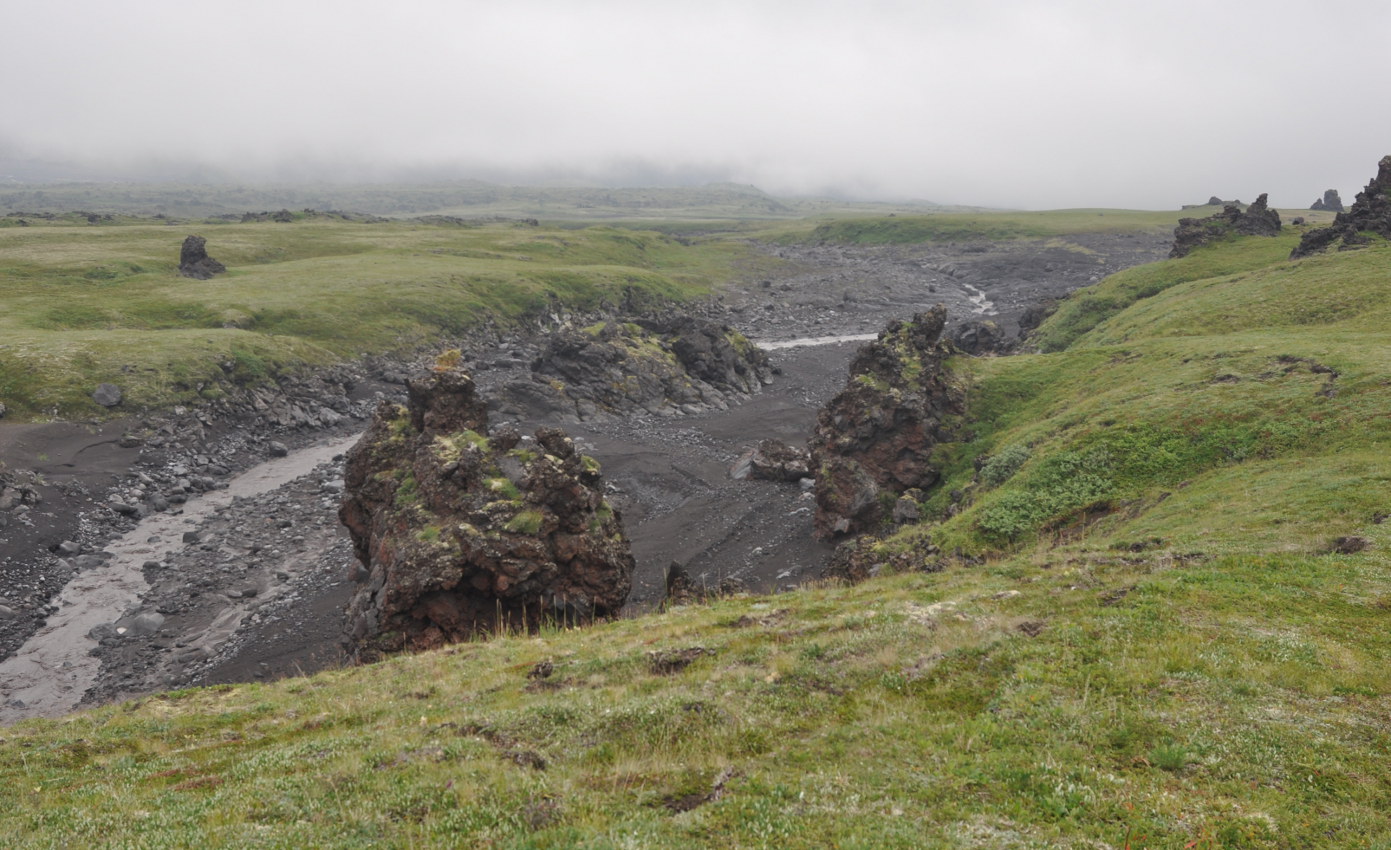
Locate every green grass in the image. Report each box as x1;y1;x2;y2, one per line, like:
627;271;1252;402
3;545;1389;848
0;219;751;418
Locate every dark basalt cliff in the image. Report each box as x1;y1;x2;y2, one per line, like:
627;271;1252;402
340;360;633;661
808;305;965;540
1292;156;1391;258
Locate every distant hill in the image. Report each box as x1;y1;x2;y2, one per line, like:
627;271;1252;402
0;179;951;222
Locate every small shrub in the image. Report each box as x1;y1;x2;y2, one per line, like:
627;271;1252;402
979;443;1030;486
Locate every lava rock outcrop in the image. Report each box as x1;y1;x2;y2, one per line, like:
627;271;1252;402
496;316;772;421
808;305;966;539
178;235;227;280
340;362;633;660
1310;189;1345;212
948;319;1009;355
1292;156;1391;258
1170;193;1282;259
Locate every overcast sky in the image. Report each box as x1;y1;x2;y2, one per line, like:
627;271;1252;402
2;0;1388;209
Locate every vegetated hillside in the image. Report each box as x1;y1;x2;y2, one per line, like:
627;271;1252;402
0;219;759;419
3;229;1390;847
896;229;1391;560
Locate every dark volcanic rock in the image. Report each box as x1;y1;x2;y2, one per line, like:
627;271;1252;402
808;305;965;539
497;317;772;421
339;361;633;660
92;383;123;408
948;319;1008;355
1292;156;1391;259
1310;189;1344;212
1016;299;1058;334
1170;193;1282;259
178;235;227;280
747;439;811;483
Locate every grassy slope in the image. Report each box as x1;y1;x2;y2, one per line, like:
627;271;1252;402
4;220;1391;848
0;220;757;419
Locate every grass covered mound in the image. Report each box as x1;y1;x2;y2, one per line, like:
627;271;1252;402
0;219;744;419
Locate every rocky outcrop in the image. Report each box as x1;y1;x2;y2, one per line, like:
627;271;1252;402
1292;157;1391;259
948;319;1008;355
495;316;772;421
339;361;633;660
1310;189;1344;212
808;306;966;539
178;235;226;280
1170;193;1282;259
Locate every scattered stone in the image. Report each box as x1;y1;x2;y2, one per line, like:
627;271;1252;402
268;441;290;458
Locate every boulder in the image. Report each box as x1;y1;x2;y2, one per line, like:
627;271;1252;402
178;235;227;280
92;383;123;407
808;306;966;539
746;439;811;483
1292;156;1391;258
1170;193;1282;259
340;360;633;660
948;319;1008;355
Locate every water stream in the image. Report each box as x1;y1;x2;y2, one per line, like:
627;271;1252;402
0;434;361;725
